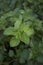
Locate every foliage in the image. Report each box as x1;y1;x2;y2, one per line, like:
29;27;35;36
0;0;43;65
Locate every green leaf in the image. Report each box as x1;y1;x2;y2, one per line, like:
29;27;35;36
14;15;22;30
39;0;43;3
23;25;34;37
17;49;29;63
4;27;15;35
9;50;14;57
34;19;42;30
37;53;43;63
10;37;20;47
21;33;30;45
19;58;25;63
28;0;33;3
0;19;7;30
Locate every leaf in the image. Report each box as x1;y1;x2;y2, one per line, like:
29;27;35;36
0;19;7;30
34;19;42;30
14;15;22;30
9;50;14;57
19;58;25;63
18;49;29;63
23;24;34;37
4;27;15;35
39;0;43;2
21;33;30;45
37;53;43;63
28;0;33;3
10;37;20;47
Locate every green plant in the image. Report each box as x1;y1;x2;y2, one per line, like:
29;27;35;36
0;0;43;65
3;11;34;47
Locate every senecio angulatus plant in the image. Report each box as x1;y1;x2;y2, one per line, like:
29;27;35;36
1;9;42;47
0;9;40;47
4;9;35;47
0;8;43;64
